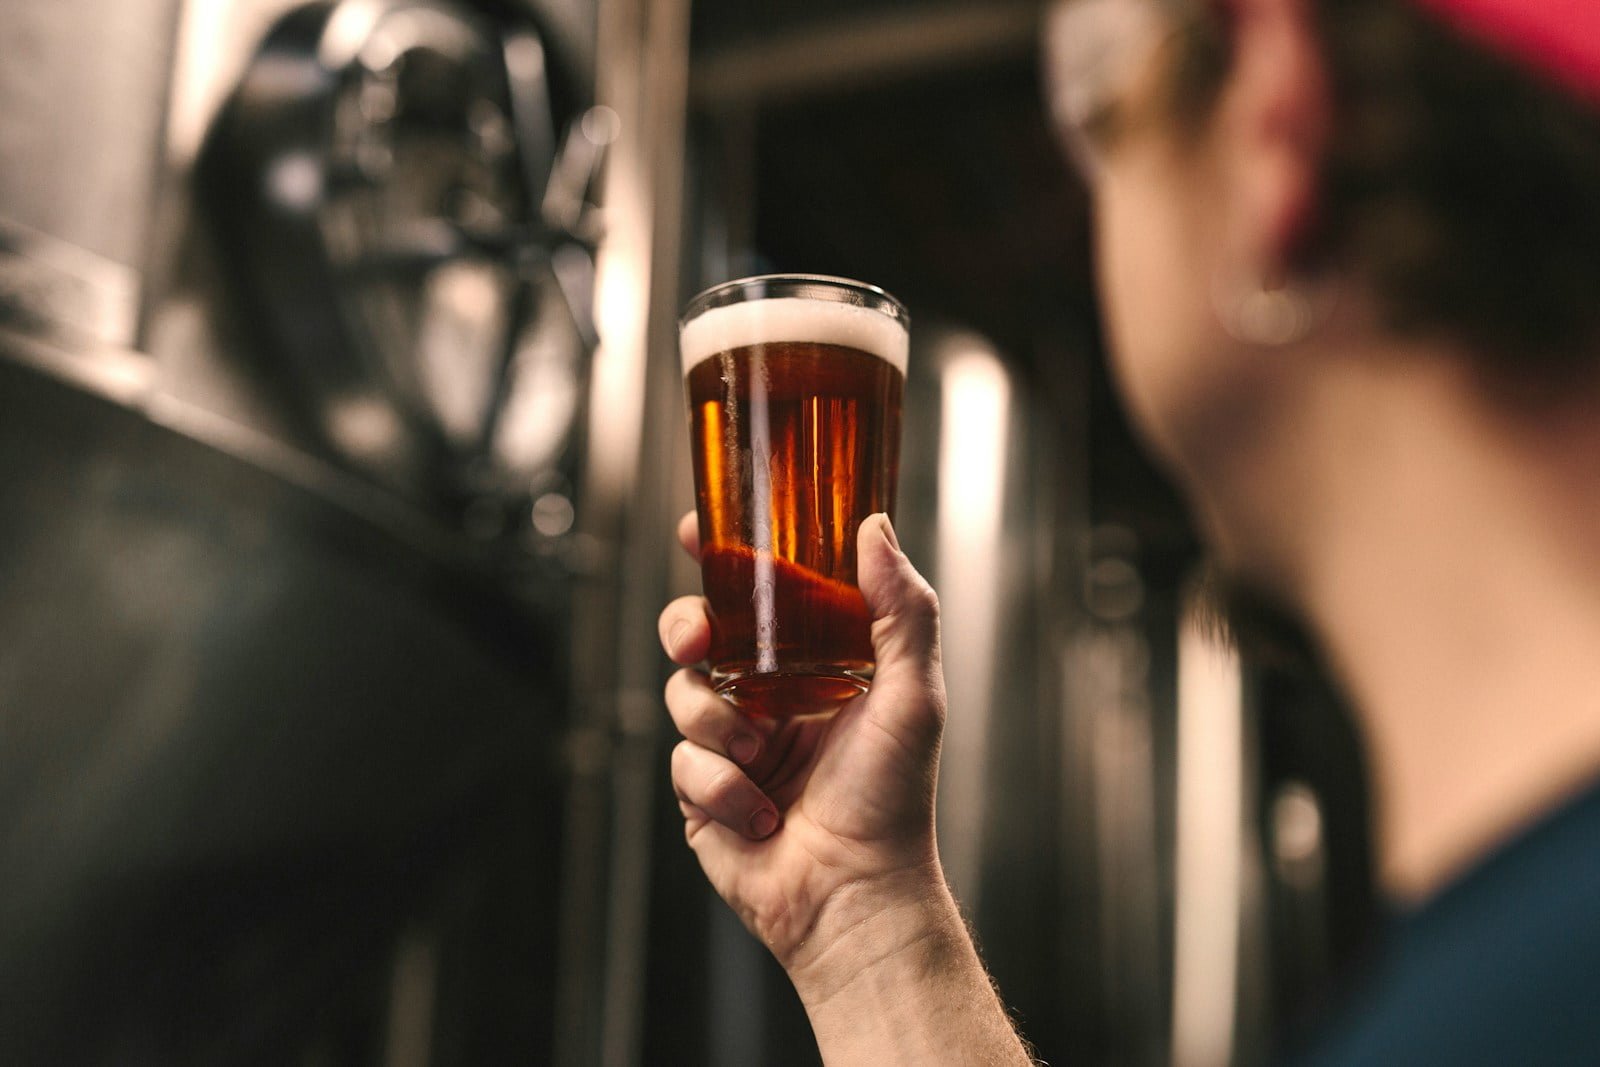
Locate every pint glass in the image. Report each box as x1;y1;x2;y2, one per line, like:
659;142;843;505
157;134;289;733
680;274;909;720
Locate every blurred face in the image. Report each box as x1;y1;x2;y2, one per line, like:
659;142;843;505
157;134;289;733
1046;0;1236;476
1044;0;1326;574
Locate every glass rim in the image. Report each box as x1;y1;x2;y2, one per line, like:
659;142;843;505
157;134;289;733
680;273;910;332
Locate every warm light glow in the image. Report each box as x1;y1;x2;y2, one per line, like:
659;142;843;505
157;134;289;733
264;152;324;214
166;0;233;165
492;285;582;472
415;261;506;444
319;0;388;69
934;340;1011;907
699;399;726;549
582;104;623;145
1272;781;1327;889
585;236;648;503
326;394;402;461
165;0;289;168
938;349;1010;552
356;9;476;72
1171;597;1245;1067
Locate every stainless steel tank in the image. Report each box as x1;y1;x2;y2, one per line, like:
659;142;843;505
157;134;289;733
0;0;612;1060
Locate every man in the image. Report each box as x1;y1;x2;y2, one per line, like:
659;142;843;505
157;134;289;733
658;0;1600;1060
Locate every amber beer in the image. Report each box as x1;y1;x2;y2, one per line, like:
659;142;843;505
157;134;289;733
680;275;909;719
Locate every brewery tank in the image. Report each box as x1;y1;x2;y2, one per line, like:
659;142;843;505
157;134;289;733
0;0;622;1061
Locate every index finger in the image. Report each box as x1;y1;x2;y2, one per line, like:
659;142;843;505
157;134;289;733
678;510;701;562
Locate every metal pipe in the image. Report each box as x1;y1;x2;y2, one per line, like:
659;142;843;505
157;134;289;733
554;0;693;1062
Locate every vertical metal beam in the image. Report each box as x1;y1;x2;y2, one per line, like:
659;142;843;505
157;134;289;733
555;0;693;1062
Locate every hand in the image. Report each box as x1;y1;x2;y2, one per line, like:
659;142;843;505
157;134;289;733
657;511;948;976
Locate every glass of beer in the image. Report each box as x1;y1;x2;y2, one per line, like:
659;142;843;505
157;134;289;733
680;274;909;720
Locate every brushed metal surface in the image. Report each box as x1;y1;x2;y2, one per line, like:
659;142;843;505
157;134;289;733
0;0;182;269
0;355;567;1063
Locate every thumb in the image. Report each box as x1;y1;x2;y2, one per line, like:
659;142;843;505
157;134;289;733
856;514;944;697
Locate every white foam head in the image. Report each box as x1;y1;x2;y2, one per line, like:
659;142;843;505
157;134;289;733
680;297;909;376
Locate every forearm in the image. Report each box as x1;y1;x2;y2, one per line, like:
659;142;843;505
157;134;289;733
788;875;1035;1067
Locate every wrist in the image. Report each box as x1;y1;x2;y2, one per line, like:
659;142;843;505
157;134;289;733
782;866;1035;1065
783;863;965;1010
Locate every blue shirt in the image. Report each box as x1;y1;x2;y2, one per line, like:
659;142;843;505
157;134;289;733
1297;779;1600;1066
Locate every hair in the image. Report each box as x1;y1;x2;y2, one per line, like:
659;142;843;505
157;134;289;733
1159;0;1600;379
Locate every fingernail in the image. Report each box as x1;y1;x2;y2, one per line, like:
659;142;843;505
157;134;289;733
749;809;779;838
729;733;760;765
668;619;690;655
878;514;901;553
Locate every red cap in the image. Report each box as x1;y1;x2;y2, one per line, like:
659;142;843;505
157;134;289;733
1409;0;1600;104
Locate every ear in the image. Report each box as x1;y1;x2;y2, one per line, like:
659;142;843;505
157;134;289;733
1213;0;1331;274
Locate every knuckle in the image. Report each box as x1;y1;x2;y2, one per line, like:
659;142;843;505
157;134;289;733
664;670;690;710
662;671;713;723
670;740;696;778
702;766;746;810
667;674;722;739
678;688;712;731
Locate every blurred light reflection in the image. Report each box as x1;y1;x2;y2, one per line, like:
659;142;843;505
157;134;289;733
326;393;402;461
934;339;1011;907
1172;593;1245;1067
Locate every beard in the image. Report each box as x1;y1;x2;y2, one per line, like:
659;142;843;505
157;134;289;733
1191;559;1325;675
